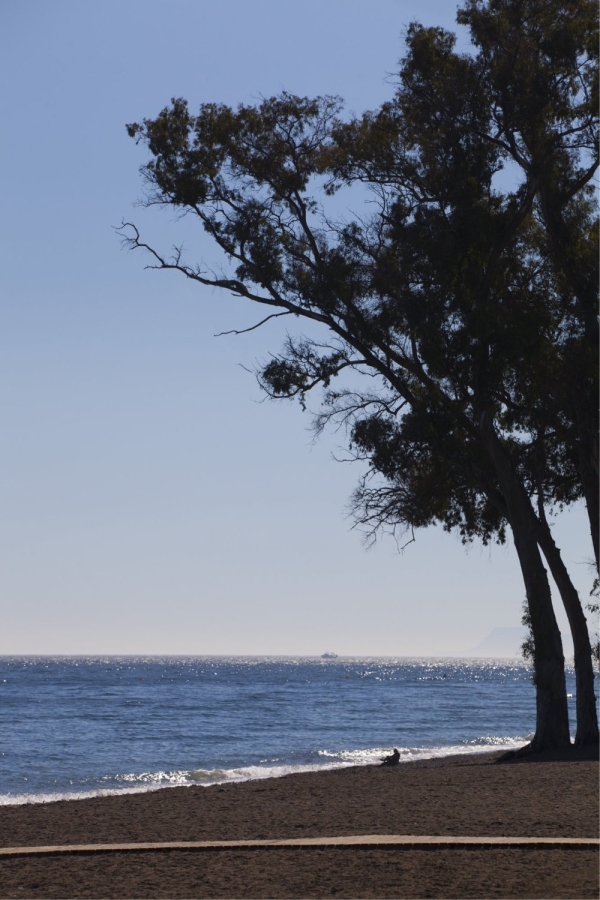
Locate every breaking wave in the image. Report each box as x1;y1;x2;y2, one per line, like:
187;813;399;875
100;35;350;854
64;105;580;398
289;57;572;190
0;734;531;806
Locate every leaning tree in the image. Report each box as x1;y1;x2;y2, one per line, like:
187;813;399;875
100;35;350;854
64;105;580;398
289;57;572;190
123;0;598;749
322;0;599;744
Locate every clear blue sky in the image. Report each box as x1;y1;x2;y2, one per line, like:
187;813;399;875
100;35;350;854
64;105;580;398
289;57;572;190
0;0;593;655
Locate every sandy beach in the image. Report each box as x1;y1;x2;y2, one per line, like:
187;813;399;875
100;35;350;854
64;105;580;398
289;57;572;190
0;747;597;898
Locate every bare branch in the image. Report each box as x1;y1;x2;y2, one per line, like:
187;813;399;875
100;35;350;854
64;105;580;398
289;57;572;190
214;311;292;337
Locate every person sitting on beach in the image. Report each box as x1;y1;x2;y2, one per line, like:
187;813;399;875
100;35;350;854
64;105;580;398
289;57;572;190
381;748;400;766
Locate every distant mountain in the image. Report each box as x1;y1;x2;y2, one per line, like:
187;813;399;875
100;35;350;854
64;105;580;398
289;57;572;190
468;626;574;658
469;626;527;657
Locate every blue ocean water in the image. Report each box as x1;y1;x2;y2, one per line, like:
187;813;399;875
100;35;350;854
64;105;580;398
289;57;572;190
0;656;576;805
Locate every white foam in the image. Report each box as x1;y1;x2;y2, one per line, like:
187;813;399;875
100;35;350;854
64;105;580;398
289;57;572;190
317;735;532;767
0;736;530;806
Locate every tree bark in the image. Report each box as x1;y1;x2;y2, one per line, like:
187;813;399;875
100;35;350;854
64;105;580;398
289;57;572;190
535;516;599;746
480;414;571;750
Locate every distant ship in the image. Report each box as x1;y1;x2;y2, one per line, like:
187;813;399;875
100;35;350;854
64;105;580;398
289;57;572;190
321;652;338;659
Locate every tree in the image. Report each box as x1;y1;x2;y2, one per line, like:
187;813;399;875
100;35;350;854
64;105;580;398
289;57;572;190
459;0;599;569
123;0;598;749
327;0;599;743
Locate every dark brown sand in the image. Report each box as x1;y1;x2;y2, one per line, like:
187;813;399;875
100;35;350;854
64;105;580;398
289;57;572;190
0;748;597;899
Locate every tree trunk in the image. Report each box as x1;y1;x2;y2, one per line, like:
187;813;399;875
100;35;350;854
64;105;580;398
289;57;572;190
535;516;599;746
480;415;571;750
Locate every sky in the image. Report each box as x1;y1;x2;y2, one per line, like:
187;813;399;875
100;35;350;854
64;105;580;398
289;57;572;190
0;0;594;656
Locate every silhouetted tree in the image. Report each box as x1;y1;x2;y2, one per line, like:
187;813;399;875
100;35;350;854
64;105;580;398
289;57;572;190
123;0;598;749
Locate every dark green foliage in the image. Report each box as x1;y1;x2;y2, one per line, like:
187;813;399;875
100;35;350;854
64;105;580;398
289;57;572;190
521;601;536;677
349;405;506;546
124;0;597;564
588;579;599;665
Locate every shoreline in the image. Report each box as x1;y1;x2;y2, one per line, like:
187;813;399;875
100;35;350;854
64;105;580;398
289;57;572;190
0;742;532;809
2;746;597;845
0;748;596;898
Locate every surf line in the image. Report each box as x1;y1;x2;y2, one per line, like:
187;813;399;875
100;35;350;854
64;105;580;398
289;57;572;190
0;836;597;856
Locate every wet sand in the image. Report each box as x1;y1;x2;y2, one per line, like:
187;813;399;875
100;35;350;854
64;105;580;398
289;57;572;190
0;747;597;898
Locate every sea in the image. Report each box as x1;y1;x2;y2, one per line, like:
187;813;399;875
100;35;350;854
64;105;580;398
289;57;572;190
0;656;577;806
